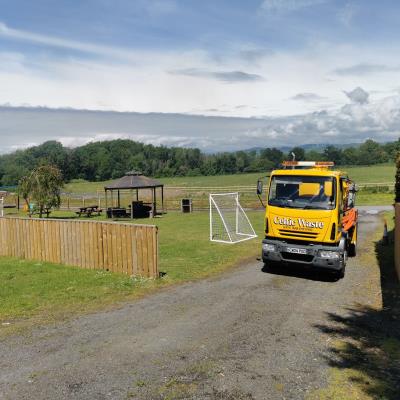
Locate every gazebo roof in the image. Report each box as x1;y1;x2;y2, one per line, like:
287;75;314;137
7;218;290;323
104;171;163;190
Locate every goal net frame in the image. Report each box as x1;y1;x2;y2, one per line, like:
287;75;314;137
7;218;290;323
209;192;257;244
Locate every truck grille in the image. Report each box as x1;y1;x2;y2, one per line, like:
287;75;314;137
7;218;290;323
279;229;318;239
281;252;314;263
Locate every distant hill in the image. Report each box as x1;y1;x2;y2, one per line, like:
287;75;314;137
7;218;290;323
245;143;364;153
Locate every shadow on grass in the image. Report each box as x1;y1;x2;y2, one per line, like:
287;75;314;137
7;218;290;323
313;228;400;399
46;215;79;220
261;262;339;283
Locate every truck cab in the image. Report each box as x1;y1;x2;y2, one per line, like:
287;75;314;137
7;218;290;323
259;161;357;278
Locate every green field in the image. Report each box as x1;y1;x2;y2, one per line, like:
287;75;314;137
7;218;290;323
64;164;395;194
61;163;396;208
0;211;264;335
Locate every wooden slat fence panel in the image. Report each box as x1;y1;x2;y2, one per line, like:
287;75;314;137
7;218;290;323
0;217;158;278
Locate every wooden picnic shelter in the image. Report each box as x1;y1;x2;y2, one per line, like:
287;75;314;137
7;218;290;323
104;171;164;218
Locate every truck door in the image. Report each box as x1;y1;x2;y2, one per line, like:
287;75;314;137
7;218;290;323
338;177;344;228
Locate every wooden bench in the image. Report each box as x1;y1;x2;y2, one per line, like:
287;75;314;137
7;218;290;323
30;207;52;218
76;205;103;218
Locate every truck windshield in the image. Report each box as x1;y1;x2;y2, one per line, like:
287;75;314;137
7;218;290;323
268;175;336;210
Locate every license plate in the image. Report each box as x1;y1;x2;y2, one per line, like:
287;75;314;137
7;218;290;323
286;247;307;255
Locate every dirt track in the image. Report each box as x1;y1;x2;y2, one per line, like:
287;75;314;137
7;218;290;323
0;207;387;399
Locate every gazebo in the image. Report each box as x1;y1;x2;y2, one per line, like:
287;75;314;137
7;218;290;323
104;171;164;218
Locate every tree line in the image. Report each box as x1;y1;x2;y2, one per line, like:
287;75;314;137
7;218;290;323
0;138;399;186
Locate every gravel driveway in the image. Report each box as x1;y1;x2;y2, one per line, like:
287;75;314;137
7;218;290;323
0;207;387;399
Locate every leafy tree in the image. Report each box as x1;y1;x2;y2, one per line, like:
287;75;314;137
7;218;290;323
0;138;397;185
323;145;343;164
396;152;400;202
384;139;400;161
358;139;389;165
18;165;64;218
342;147;360;165
305;150;324;161
261;148;284;167
288;147;305;161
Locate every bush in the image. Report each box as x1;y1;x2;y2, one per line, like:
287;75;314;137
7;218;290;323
396;153;400;202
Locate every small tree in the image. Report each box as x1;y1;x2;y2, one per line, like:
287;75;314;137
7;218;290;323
19;165;64;218
288;147;305;161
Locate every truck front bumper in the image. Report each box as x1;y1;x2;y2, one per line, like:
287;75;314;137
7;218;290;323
262;238;344;271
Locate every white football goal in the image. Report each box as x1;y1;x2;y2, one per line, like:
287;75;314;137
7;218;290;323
209;193;257;244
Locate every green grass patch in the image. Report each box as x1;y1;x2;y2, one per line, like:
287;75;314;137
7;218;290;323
0;258;161;335
356;192;394;206
0;211;264;335
307;367;383;400
64;164;395;194
0;260;150;320
147;211;264;281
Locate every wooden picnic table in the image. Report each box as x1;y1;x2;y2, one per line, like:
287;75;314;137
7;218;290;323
30;207;52;218
76;205;102;218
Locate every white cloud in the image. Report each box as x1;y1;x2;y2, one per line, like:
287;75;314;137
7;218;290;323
290;92;325;102
1;89;400;153
1;22;400;125
59;132;196;148
169;68;264;82
0;22;138;61
344;87;369;104
333;63;400;76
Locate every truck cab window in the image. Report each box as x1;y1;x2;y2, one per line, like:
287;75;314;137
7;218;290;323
268;175;336;210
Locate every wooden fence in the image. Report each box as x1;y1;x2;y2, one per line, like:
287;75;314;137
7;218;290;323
0;217;158;278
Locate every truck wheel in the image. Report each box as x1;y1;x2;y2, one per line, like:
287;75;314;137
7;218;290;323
337;266;345;279
336;251;347;279
263;261;277;271
348;241;357;257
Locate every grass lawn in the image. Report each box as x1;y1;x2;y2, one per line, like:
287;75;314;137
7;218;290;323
356;192;394;206
64;164;395;194
0;210;264;335
0;259;158;329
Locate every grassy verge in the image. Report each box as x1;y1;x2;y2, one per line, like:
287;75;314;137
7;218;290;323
356;192;394;206
0;259;161;334
308;211;400;400
0;211;264;336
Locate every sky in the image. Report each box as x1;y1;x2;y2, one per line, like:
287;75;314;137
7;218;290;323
0;0;399;152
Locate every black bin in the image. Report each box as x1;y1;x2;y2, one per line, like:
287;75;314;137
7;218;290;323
181;199;192;213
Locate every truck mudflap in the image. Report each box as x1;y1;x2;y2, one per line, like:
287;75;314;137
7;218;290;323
262;238;345;271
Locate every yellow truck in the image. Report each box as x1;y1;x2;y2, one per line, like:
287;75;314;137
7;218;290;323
257;161;358;278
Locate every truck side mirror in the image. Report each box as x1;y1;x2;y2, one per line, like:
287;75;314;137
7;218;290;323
257;180;263;195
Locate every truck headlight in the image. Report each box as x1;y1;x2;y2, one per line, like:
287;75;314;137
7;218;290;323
318;250;340;259
263;243;276;252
